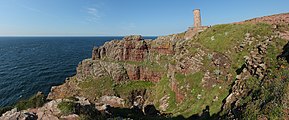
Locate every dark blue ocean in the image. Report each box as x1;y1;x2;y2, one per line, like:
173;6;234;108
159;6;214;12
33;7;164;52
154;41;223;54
0;36;156;107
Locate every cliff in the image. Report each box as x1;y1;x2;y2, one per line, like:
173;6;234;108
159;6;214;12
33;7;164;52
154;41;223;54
1;13;289;120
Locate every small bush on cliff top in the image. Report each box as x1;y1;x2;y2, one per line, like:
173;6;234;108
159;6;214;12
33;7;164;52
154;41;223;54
15;92;46;110
57;101;77;115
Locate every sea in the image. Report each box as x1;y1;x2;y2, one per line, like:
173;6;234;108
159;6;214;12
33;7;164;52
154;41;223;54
0;36;156;107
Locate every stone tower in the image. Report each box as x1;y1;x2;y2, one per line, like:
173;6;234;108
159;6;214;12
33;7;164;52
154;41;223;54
193;9;201;28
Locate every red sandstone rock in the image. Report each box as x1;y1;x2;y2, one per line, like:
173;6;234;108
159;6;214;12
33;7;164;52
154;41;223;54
184;26;208;40
236;13;289;25
92;35;150;62
125;64;163;82
171;80;185;103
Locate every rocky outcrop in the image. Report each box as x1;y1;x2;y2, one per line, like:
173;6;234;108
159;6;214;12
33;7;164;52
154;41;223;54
150;35;179;55
47;77;79;100
92;35;179;62
125;64;163;82
202;53;231;88
76;59;129;82
97;96;125;108
184;26;209;40
222;33;276;116
236;13;289;25
83;35;181;83
173;43;206;74
0;108;37;120
92;35;149;62
1;99;67;120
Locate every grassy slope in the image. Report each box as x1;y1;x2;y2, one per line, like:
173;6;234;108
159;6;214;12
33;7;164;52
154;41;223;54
149;23;289;118
233;37;289;119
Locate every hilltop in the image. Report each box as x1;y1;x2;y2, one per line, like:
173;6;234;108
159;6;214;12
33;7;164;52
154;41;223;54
1;13;289;120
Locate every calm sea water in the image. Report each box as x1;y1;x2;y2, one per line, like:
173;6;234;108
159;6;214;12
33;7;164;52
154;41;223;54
0;36;156;107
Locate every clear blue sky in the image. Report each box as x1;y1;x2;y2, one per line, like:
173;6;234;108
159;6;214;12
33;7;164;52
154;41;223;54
0;0;288;36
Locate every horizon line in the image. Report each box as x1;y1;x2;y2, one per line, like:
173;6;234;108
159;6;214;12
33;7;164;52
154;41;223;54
0;35;159;37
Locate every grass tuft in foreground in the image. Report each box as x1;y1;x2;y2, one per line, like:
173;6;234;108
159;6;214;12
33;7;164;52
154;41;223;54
15;92;46;110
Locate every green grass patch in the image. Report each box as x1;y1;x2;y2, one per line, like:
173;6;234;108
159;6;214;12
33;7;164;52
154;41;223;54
151;76;177;112
115;80;155;95
15;92;46;110
171;72;229;118
78;76;115;100
175;72;203;94
0;92;46;115
196;23;273;53
57;101;77;115
150;71;228;118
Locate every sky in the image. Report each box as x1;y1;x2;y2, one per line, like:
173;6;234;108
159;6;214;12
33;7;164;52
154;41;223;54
0;0;288;36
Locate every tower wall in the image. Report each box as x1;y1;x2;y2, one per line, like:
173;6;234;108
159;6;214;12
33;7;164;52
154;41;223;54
193;9;201;28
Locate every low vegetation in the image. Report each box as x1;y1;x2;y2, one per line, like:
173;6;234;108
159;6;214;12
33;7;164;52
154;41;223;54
15;92;46;110
57;101;76;115
78;76;115;100
196;23;273;53
227;38;289;119
115;80;154;96
0;92;46;116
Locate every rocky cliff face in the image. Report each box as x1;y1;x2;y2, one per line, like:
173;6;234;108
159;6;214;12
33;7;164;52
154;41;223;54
38;13;289;119
2;13;289;120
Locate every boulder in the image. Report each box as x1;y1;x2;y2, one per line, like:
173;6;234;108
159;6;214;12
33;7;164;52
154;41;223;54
98;96;125;108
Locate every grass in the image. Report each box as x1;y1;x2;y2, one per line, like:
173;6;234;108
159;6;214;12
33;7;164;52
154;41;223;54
150;76;177;112
276;23;289;32
225;36;289;119
78;75;157;107
170;72;229;118
196;23;273;53
150;71;228;118
15;92;46;110
115;80;154;94
78;76;115;100
58;100;103;119
0;92;46;116
57;101;77;115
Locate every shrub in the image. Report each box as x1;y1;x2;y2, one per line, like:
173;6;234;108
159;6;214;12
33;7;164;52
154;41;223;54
15;92;46;110
57;101;77;115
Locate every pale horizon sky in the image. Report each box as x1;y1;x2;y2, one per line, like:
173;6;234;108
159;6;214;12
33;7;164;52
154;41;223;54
0;0;289;36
